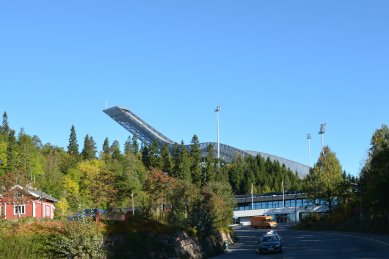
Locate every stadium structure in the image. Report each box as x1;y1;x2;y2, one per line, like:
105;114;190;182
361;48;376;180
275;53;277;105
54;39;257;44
103;106;310;177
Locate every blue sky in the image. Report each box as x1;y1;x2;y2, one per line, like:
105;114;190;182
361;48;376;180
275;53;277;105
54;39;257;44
1;1;388;176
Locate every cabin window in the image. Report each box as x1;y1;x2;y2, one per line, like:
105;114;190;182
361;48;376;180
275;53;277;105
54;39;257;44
14;205;25;215
45;205;51;217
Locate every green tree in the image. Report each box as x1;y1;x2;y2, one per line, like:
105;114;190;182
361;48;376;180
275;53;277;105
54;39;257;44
360;125;389;220
228;157;244;193
124;135;132;155
0;137;7;174
369;124;389;156
5;129;17;172
141;144;151;168
143;169;175;220
81;134;97;160
116;151;147;208
111;140;121;160
149;139;161;169
305;146;343;212
177;141;191;182
161;143;173;174
131;133;139;155
189;181;234;236
17;129;44;181
203;144;215;186
67;125;79;158
1;112;10;136
169;179;199;224
41;144;66;199
190;135;202;186
102;137;110;155
171;143;180;178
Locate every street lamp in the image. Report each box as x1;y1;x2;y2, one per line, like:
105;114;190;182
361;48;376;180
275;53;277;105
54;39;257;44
307;134;312;167
318;123;326;152
215;105;221;162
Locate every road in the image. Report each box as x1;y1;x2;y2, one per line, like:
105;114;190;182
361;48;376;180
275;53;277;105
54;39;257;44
213;224;389;259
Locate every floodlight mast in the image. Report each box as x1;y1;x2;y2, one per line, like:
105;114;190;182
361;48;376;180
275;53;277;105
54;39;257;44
318;123;326;152
307;134;312;167
215;105;221;161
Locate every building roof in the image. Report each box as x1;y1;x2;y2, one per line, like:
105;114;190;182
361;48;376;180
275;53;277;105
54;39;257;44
27;188;59;202
2;185;59;202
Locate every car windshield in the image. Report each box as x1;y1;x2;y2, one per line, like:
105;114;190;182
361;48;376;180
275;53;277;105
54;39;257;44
262;236;279;242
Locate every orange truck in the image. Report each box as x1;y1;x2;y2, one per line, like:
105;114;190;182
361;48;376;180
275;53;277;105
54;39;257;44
251;215;278;229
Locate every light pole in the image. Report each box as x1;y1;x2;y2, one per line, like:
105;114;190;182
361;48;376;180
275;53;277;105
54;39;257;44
215;105;221;161
307;134;312;167
318;123;326;152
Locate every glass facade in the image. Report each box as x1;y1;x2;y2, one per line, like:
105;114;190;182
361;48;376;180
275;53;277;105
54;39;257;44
234;198;326;211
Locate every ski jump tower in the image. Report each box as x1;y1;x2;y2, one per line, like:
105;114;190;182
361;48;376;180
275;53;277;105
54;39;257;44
103;106;310;177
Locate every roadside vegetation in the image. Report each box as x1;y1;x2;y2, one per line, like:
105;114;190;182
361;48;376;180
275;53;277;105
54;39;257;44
0;111;301;257
297;124;389;235
5;110;387;256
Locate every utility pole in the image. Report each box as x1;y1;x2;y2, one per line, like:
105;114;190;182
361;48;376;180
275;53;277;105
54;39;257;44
215;105;221;162
307;134;312;167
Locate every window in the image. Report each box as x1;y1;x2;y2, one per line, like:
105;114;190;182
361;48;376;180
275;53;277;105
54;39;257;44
14;205;25;215
45;205;51;217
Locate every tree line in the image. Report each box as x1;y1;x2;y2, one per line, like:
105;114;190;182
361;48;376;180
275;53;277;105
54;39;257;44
10;110;389;231
300;124;389;232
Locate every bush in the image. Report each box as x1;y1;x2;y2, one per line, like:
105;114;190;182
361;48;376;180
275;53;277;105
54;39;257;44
46;219;105;258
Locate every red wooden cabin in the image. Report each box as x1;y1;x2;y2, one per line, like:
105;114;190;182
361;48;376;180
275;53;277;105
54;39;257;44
0;185;58;220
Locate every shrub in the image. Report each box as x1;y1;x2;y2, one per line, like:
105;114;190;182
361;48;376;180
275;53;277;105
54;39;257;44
46;219;105;258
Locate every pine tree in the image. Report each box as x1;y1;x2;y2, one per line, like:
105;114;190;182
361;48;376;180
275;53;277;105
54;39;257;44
228;157;243;193
161;143;173;174
149;139;161;169
190;135;202;186
131;133;139;154
102;137;110;155
81;134;96;160
141;144;151;168
178;141;191;182
124;135;132;155
6;129;17;172
1;112;10;136
204;144;216;185
111;140;121;160
67;125;79;158
172;141;191;182
171;143;180;178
